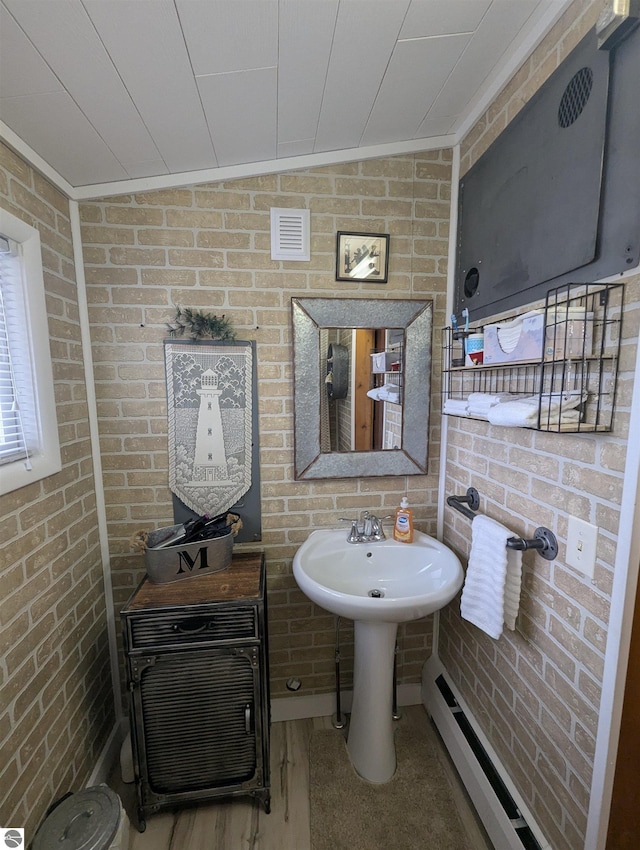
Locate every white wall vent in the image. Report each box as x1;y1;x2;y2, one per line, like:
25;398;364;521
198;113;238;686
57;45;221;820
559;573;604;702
270;208;310;261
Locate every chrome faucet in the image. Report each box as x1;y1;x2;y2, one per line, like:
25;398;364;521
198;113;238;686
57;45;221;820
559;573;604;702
340;511;391;543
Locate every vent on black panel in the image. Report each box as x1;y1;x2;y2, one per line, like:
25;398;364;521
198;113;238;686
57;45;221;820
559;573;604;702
558;67;593;127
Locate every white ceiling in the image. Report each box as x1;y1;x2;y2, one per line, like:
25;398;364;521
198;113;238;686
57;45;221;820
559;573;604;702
0;0;571;199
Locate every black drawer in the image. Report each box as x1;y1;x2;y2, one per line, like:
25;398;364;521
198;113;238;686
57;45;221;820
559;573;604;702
127;608;257;649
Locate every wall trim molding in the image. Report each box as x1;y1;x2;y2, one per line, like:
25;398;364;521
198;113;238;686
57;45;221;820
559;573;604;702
584;269;640;849
69;200;123;723
87;720;126;787
270;682;422;723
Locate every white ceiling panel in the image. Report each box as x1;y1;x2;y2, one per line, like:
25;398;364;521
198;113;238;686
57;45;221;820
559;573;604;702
427;0;540;121
122;159;173;181
198;68;277;167
3;0;162;169
361;33;470;146
277;138;316;159
0;0;572;191
400;0;492;38
82;0;217;173
0;91;127;185
415;113;458;139
176;0;278;76
0;5;63;98
314;0;411;153
277;0;338;146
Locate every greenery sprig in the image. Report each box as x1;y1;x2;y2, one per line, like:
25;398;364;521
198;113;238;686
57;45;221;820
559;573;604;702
167;306;236;341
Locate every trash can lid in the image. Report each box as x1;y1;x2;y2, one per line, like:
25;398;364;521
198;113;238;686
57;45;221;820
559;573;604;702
33;785;121;850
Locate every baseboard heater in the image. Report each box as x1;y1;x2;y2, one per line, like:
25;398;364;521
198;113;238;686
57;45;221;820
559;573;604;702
422;657;550;850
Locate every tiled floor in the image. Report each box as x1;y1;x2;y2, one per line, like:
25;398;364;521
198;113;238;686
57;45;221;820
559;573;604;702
115;705;493;850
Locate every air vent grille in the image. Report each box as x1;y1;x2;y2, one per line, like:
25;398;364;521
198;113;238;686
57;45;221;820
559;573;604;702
270;208;310;261
558;67;593;128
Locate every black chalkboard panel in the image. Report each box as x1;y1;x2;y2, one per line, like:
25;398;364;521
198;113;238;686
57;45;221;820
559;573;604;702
454;27;640;321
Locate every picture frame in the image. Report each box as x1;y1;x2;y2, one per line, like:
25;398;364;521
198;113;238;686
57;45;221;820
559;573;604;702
336;231;390;283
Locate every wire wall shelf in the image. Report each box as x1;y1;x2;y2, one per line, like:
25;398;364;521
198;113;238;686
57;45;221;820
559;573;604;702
443;282;624;433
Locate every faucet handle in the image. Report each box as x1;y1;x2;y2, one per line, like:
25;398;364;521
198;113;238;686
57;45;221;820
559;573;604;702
370;514;393;540
339;517;361;543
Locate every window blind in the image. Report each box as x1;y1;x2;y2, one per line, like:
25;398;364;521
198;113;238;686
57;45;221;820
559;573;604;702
0;235;31;467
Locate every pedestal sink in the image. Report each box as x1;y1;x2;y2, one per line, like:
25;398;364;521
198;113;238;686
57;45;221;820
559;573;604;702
293;528;463;783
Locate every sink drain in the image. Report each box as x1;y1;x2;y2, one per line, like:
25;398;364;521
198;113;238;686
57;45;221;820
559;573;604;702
368;589;385;598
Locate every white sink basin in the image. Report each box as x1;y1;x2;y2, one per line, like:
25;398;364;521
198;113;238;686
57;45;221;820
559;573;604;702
293;526;463;784
292;528;463;623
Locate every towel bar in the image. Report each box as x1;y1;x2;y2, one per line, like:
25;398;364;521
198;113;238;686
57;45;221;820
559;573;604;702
446;488;558;561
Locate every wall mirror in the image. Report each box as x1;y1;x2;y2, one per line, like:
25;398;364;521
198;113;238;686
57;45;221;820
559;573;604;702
291;298;432;479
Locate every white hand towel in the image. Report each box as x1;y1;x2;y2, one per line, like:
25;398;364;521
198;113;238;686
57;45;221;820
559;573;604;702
487;401;580;427
367;383;401;403
460;515;523;639
378;383;401;402
467;392;517;418
467;392;515;407
443;398;469;416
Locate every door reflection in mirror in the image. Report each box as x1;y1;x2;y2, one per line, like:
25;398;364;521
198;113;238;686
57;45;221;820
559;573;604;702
322;328;403;453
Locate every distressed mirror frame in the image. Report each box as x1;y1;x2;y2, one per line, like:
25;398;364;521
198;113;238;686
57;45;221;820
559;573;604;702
291;297;432;479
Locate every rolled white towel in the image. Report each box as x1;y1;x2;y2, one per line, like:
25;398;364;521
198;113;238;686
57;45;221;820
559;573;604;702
443;398;469;416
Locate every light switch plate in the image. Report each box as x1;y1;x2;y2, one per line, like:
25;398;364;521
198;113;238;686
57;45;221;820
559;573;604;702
566;516;598;579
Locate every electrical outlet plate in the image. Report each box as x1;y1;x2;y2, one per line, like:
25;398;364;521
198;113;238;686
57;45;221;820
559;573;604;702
566;516;598;579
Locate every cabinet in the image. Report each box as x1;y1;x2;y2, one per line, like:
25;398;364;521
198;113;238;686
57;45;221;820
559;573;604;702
443;282;624;433
121;552;270;830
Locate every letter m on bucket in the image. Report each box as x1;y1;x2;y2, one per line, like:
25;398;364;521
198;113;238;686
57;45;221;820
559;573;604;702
177;546;209;575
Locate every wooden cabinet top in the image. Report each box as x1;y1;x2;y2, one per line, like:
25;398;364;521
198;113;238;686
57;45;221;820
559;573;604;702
122;551;264;613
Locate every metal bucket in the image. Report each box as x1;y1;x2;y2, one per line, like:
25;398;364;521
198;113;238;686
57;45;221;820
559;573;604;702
145;526;233;584
32;785;129;850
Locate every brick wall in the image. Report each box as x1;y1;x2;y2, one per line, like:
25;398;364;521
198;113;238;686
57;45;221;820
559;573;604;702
0;142;115;835
79;152;452;702
440;2;640;849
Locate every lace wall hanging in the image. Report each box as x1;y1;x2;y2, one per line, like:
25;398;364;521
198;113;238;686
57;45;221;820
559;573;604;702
164;339;253;518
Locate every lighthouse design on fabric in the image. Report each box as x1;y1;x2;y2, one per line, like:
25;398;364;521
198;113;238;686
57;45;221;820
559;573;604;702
165;341;252;517
193;369;231;482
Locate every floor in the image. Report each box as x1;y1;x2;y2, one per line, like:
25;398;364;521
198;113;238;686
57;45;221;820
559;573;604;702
115;705;493;850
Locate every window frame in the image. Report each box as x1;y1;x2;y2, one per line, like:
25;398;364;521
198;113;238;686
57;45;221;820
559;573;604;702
0;207;61;496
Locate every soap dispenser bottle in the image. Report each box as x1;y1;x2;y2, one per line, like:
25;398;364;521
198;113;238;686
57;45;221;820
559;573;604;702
393;497;414;543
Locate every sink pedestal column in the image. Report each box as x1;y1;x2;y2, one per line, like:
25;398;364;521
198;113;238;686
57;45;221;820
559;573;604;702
347;620;398;783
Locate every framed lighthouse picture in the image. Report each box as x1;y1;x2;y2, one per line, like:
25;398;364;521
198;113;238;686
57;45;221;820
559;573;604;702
164;339;256;531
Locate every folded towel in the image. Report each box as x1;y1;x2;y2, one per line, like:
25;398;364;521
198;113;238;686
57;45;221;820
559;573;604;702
460;515;523;639
487;399;580;427
467;392;515;407
367;383;401;403
443;398;469;416
467;392;517;417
